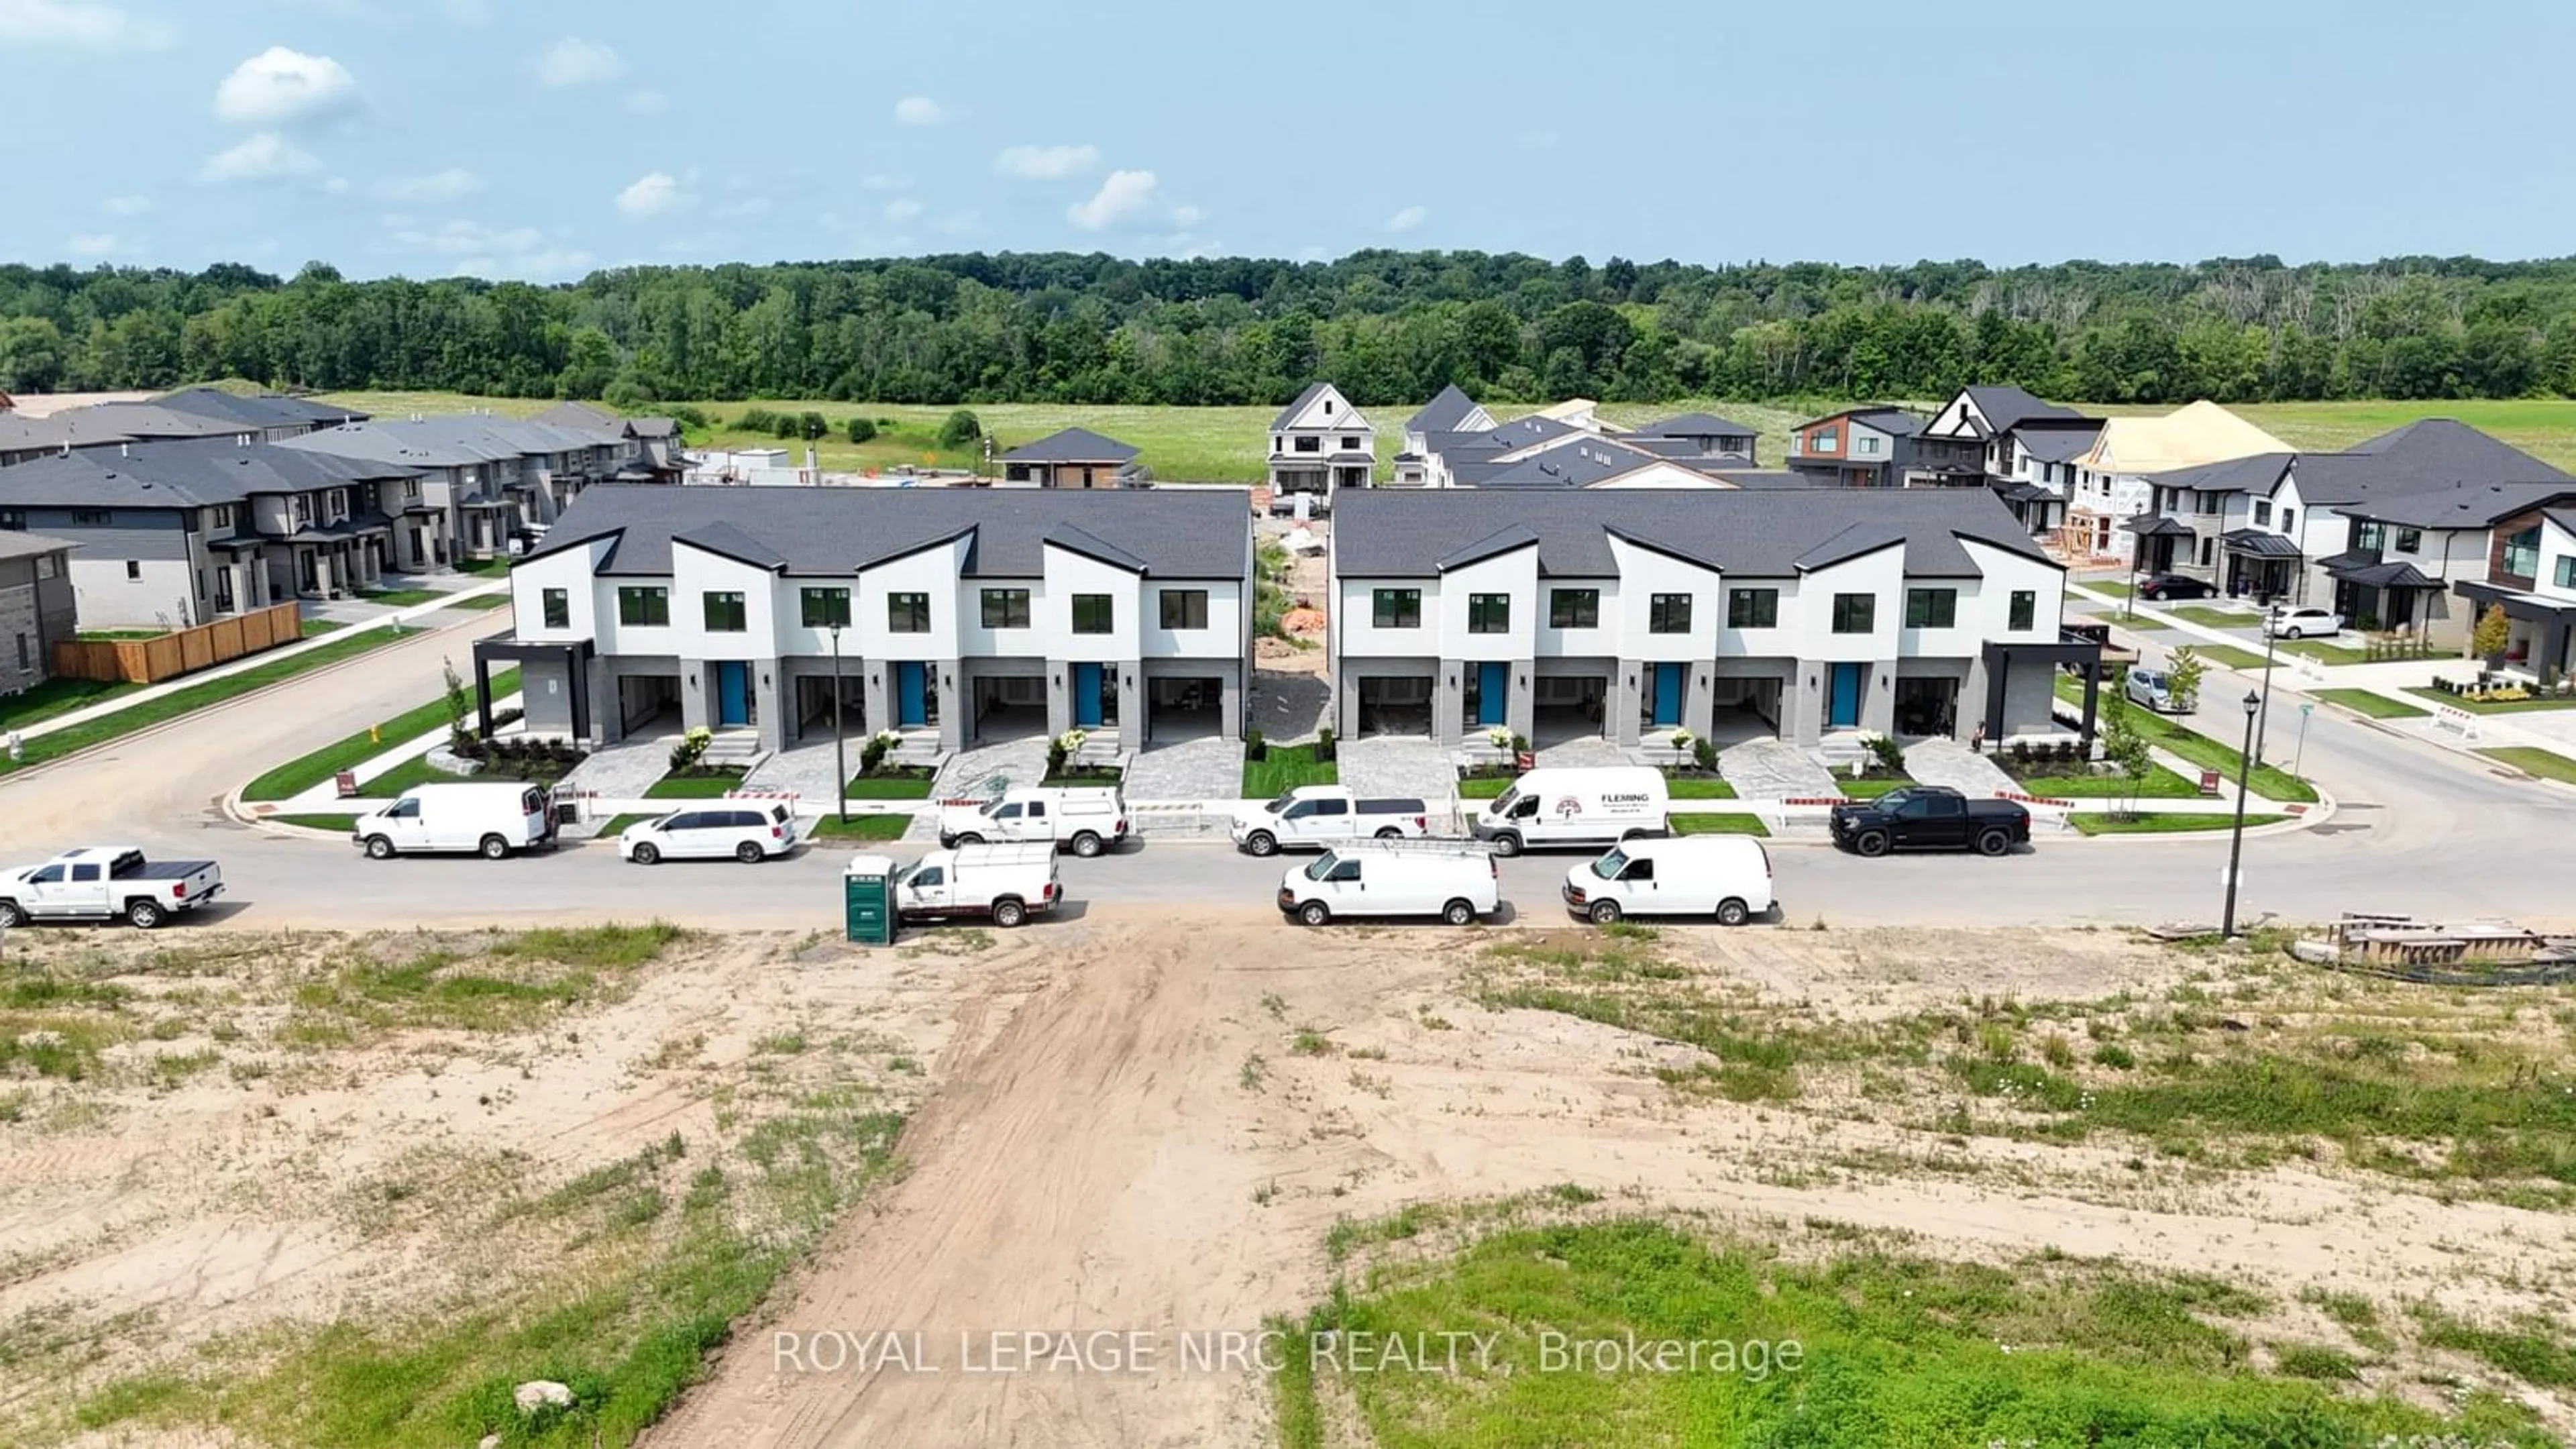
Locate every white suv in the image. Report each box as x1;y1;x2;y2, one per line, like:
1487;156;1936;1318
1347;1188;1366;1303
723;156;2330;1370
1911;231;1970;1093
619;803;798;864
2264;606;2343;639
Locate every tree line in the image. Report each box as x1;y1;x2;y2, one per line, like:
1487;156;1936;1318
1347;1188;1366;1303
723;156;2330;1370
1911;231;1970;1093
5;250;2576;409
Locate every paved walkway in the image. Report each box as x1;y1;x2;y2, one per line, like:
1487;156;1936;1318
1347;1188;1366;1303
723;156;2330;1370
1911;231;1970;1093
1719;738;1839;799
747;737;855;802
915;737;1052;840
13;576;511;744
561;731;680;800
1122;736;1242;802
1903;737;2018;797
1336;737;1454;801
1533;735;1627;769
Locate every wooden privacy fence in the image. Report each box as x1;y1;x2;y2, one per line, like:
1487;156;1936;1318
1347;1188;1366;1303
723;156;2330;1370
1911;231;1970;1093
50;602;304;684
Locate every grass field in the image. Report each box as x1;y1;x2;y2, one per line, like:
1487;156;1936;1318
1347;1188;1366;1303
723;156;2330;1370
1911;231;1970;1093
1669;813;1768;836
2012;764;2202;798
1244;745;1337;797
2071;812;2290;835
645;771;749;799
841;774;936;800
314;392;2576;486
808;814;912;841
2163;605;2261;630
2477;746;2576;784
243;665;518;802
2312;688;2428;719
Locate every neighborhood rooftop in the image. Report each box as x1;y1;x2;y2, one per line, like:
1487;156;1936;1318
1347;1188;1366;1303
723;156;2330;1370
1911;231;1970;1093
998;427;1141;463
527;481;1247;578
0;435;421;508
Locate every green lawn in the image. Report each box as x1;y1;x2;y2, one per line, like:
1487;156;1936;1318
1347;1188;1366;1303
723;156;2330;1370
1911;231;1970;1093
2164;604;2261;630
1457;775;1511;798
2313;688;2429;719
1244;744;1338;797
0;674;145;733
241;664;519;802
356;588;443;607
302;619;347;635
2012;765;2202;799
2184;643;2272;671
597;813;655;836
2072;812;2291;836
2275;637;2370;666
841;774;936;800
262;813;362;832
2054;680;2318;803
645;770;749;799
2477;747;2576;784
1;627;421;782
808;813;913;841
449;556;514;577
76;629;166;641
1670;814;1769;837
2406;686;2576;714
1837;777;1913;799
2070;577;2135;600
440;592;513;611
1668;777;1737;800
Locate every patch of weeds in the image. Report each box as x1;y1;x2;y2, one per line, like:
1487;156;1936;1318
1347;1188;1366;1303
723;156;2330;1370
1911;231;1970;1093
1290;1028;1335;1057
756;1032;809;1056
1260;992;1287;1021
2271;1342;2361;1381
1240;1053;1269;1092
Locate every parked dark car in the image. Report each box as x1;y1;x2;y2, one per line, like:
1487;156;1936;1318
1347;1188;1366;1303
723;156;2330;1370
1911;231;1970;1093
1829;786;2030;859
2137;572;2218;601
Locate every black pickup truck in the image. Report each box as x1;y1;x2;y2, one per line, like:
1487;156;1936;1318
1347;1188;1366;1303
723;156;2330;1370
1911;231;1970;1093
1829;786;2029;859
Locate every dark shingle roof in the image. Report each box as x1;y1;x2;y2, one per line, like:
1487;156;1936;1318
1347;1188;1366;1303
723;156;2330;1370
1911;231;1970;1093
999;427;1140;464
1800;406;1927;438
532;401;633;441
155;388;366;431
2341;480;2576;529
278;416;603;470
1705;470;1817;490
2295;419;2572;506
1332;487;2049;580
1405;384;1481;437
2015;423;2104;464
1269;382;1336;432
2220;529;2303;557
2138;453;2297;496
527;483;1247;579
2334;559;2438;589
1963;386;2086;432
1631;413;1758;439
673;520;788;570
0;437;419;509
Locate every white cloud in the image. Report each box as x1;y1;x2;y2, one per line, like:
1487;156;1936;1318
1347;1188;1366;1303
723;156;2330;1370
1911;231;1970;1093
0;0;175;50
1067;170;1158;231
535;35;624;87
994;144;1099;181
615;171;692;219
892;95;945;126
215;48;360;125
66;232;124;257
625;89;668;115
198;132;323;184
1157;233;1224;260
883;197;924;223
1387;205;1428;234
372;167;482;203
389;217;543;256
102;194;152;217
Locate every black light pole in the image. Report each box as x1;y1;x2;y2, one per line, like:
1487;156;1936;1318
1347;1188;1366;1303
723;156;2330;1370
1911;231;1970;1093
2220;688;2259;938
828;623;848;825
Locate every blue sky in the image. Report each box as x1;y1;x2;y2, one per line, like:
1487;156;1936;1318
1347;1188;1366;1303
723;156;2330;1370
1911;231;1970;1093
4;0;2567;281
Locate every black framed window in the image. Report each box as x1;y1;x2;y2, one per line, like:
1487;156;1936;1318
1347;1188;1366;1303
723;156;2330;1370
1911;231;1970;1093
888;592;930;632
1648;593;1692;633
981;588;1030;628
800;586;851;629
2008;590;2036;632
1548;588;1598;628
1727;588;1778;629
703;590;747;632
1904;588;1957;629
541;588;568;629
1159;589;1208;629
616;586;669;626
1831;593;1876;633
1468;593;1510;633
1371;589;1420;628
1071;593;1114;634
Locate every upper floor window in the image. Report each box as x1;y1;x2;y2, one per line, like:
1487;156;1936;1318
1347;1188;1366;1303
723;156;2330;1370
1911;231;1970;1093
1338;436;1360;451
616;586;669;627
71;509;110;527
1293;436;1321;453
2353;522;2384;551
1858;436;1880;456
2502;525;2542;580
2193;492;2220;517
1159;589;1209;630
541;588;570;629
36;554;59;580
2252;499;2272;527
326;488;347;517
1468;593;1510;633
2557;555;2576;590
209;504;235;530
1904;588;1957;629
2009;590;2036;631
1371;588;1421;629
402;479;421;500
981;588;1032;629
703;590;747;632
1727;588;1778;629
2394;528;2422;555
1547;588;1599;629
1811;428;1839;451
1649;593;1692;633
1831;593;1876;634
2280;507;2296;533
801;586;851;629
0;509;21;530
888;591;931;633
1071;593;1114;634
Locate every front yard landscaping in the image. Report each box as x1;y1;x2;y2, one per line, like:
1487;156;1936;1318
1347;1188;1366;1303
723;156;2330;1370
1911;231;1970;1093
1042;765;1124;787
2477;747;2576;785
2275;637;2371;665
2408;685;2576;714
841;769;936;800
2071;812;2290;835
2312;688;2428;719
2055;678;2317;802
1244;742;1337;797
1835;777;1913;798
0;675;144;734
2010;763;2202;798
356;587;443;607
809;814;914;841
1670;813;1768;837
235;648;505;801
2162;604;2260;629
2184;643;2271;670
646;768;749;798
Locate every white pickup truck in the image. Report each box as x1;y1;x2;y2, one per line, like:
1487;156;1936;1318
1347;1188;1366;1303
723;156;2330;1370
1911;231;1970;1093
1230;786;1433;857
861;843;1063;928
937;787;1129;857
0;847;224;929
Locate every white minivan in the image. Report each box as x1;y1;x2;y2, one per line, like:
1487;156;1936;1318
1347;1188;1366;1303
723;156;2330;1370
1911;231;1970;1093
1471;766;1670;857
1561;836;1774;926
352;783;557;860
1276;841;1499;926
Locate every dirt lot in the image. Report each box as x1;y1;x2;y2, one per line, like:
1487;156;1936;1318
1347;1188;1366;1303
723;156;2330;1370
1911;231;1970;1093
5;914;2572;1446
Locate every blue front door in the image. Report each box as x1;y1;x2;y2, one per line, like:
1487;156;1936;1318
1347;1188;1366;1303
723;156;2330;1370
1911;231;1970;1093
1651;663;1684;727
896;662;928;727
1476;662;1507;727
1828;663;1864;729
716;661;749;727
1073;663;1105;727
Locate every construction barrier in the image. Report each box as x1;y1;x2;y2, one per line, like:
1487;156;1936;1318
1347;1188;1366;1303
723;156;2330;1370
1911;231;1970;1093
49;602;303;684
2433;705;2481;742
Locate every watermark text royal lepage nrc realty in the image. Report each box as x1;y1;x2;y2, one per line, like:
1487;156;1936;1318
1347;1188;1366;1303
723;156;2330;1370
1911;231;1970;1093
774;1329;1803;1380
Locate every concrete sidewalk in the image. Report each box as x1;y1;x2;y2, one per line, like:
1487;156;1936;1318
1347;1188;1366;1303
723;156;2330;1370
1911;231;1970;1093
13;577;511;744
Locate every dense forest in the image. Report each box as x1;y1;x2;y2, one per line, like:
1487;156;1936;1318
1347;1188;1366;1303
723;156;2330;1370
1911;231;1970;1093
5;251;2576;409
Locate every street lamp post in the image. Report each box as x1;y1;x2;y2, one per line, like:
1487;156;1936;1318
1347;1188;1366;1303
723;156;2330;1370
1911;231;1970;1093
828;623;848;825
2220;688;2260;938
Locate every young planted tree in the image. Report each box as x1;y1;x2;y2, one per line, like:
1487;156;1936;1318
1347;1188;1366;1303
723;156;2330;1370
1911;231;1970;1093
441;657;470;747
2473;602;2512;663
2100;706;2153;821
2164;647;2206;711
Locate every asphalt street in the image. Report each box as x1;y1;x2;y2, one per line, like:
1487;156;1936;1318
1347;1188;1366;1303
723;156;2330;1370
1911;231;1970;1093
2;614;2571;934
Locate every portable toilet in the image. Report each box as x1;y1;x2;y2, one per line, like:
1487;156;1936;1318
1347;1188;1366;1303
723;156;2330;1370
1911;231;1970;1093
843;853;897;945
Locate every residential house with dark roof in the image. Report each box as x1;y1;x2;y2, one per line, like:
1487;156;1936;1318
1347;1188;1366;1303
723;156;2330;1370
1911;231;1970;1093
2498;508;2576;678
1624;413;1760;465
533;401;686;480
490;484;1254;755
0;439;420;627
0;530;78;698
998;427;1144;488
1783;407;1982;490
1266;382;1375;504
2324;480;2576;649
278;413;619;562
0;388;369;466
1328;487;2087;749
1919;386;2098;539
1394;385;1495;485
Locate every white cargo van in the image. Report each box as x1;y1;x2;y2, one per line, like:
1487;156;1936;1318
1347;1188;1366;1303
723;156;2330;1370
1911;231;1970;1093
878;843;1062;928
1275;840;1498;926
937;787;1129;857
351;783;557;860
1470;766;1669;856
1561;836;1774;926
